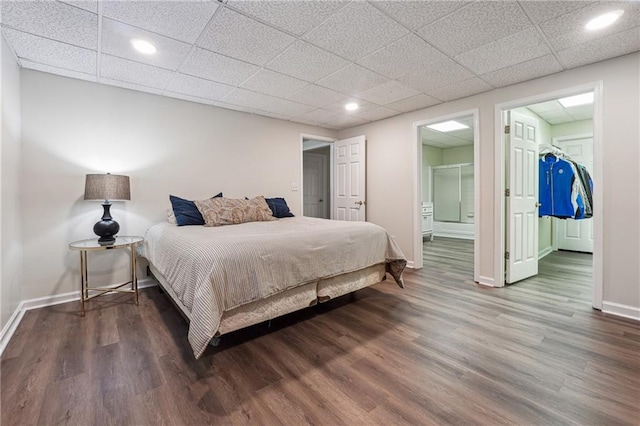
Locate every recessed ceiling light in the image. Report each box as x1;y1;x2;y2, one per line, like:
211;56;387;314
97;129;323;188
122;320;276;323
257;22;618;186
427;120;469;132
345;102;359;111
131;39;157;55
585;10;624;30
558;92;594;108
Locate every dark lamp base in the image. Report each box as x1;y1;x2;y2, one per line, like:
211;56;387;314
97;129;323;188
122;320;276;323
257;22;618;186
94;202;120;245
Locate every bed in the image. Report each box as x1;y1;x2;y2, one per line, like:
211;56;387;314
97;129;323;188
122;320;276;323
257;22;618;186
140;216;406;358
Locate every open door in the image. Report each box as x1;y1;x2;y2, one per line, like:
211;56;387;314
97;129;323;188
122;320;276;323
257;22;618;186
334;135;365;221
506;111;539;284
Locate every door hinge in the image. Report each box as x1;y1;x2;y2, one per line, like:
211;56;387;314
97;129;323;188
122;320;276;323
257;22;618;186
504;125;510;134
505;188;510;197
505;251;510;260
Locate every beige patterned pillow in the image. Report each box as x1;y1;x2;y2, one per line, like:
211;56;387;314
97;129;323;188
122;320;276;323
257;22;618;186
194;196;276;227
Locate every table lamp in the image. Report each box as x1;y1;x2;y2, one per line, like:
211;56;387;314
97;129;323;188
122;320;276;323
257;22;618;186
84;173;130;245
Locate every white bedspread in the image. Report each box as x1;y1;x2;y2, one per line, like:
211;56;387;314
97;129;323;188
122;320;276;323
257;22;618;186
140;217;406;358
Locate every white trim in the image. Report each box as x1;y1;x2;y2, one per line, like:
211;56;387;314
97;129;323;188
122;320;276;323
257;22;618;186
494;81;604;313
413;108;480;283
477;276;496;287
0;278;156;356
0;302;26;356
406;260;416;269
602;301;640;321
538;246;553;260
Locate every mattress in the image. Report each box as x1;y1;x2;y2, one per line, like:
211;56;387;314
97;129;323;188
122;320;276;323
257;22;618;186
140;217;406;357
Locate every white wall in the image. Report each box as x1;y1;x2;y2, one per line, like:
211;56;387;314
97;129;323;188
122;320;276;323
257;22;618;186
339;53;640;309
1;36;23;330
552;119;593;139
20;70;336;300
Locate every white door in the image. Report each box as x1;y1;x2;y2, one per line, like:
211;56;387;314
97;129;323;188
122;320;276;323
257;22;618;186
334;135;366;221
303;153;327;219
555;138;594;253
506;111;539;284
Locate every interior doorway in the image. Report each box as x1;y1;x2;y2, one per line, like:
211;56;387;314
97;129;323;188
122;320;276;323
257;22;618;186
497;83;603;309
413;110;479;281
302;137;333;219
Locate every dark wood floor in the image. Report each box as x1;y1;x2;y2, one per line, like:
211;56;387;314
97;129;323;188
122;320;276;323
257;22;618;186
2;238;639;425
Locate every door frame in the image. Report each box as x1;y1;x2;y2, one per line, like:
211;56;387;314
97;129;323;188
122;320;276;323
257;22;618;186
551;133;594;252
412;108;480;282
494;81;603;310
300;133;336;219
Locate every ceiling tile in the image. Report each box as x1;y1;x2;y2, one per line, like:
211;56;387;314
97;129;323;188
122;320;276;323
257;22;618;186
2;28;96;74
166;73;235;101
540;2;640;51
59;1;98;14
295;108;342;124
428;77;493;102
266;41;350;82
20;60;96;82
179;47;260;86
355;80;419;105
329;115;367;130
567;104;594;121
456;28;551;75
222;88;315;117
240;69;309;98
481;54;563;88
372;1;471;30
316;64;389;95
557;26;640;69
528;100;563;114
286;85;347;108
102;1;219;44
100;54;175;90
384;94;441;112
519;1;593;24
302;1;409;61
101;18;192;71
416;1;532;56
352;106;400;122
226;0;347;37
1;0;97;49
398;57;474;93
101;78;164;96
198;8;296;66
358;35;450;79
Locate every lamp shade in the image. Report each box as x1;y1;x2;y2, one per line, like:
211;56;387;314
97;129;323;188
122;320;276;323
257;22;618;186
84;173;130;201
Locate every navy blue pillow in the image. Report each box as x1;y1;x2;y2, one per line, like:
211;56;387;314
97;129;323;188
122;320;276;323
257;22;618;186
266;197;294;218
170;193;222;226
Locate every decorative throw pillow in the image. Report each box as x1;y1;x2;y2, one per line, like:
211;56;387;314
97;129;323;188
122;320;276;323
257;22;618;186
167;208;177;224
169;193;222;226
265;197;294;218
195;196;276;226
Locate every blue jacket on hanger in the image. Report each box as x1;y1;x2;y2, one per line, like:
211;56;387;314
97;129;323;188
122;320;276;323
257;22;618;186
539;155;582;218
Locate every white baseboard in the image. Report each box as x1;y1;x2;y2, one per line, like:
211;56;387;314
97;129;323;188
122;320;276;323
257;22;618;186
538;246;553;259
0;278;157;356
477;276;497;287
602;301;640;321
406;260;416;269
0;302;26;356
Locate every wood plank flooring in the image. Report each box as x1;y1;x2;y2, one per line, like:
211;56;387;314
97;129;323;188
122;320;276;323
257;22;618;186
2;238;639;425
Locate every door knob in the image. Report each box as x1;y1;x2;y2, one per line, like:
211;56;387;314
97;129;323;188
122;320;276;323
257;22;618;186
355;201;363;206
319;199;323;202
535;202;542;207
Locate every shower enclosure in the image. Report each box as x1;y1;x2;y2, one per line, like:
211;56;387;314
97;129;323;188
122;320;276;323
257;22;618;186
431;163;475;239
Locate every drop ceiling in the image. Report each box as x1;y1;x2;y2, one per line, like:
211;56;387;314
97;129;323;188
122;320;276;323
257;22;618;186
421;115;474;148
526;98;594;125
1;1;638;130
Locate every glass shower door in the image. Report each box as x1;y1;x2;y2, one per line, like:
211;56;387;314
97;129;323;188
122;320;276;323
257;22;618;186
433;167;460;222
